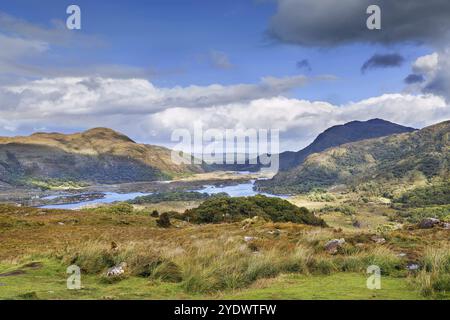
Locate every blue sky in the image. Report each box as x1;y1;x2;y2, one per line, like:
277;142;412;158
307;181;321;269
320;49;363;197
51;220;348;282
0;0;431;102
0;0;448;151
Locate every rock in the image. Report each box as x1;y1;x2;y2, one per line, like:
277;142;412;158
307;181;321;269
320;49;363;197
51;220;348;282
443;222;450;230
407;263;420;271
244;236;255;242
418;218;440;229
57;222;65;225
324;238;345;254
267;229;281;236
106;262;127;277
371;236;386;244
398;253;407;257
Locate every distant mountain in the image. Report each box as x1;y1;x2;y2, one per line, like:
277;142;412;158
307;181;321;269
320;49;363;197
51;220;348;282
257;120;449;194
278;119;416;171
204;119;415;172
0;128;203;187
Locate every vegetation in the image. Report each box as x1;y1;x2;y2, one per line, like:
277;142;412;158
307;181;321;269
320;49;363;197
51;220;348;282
258;120;450;194
0;203;448;300
156;212;172;228
0;127;203;187
128;191;213;204
183;195;327;226
395;183;450;207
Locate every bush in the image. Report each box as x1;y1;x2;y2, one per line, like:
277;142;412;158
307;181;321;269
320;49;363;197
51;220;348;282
150;210;159;218
184;195;327;226
156;212;171;228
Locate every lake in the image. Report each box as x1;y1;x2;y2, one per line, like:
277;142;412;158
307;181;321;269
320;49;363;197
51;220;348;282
40;180;285;210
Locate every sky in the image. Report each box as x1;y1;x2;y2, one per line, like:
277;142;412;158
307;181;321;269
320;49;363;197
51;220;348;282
0;0;449;152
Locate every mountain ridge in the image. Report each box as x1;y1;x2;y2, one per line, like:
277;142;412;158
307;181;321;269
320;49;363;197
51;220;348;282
257;120;449;194
0;128;203;187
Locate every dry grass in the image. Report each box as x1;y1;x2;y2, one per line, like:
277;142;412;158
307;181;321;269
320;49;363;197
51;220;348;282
1;204;449;297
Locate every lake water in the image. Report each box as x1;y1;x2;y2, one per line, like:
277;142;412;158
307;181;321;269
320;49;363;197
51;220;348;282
197;180;288;198
40;180;285;210
40;192;152;210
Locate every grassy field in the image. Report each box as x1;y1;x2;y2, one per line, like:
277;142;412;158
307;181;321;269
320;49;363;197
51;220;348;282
0;259;426;300
0;201;449;300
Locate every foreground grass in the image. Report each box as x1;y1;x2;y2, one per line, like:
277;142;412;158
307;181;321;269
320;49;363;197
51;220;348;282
0;259;427;300
1;204;449;300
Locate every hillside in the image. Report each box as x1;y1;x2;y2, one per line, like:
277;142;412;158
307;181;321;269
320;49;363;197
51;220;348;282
0;128;203;187
257;120;450;194
278;118;416;171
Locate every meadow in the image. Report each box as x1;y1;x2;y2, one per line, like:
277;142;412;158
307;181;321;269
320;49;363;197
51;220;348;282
0;197;449;300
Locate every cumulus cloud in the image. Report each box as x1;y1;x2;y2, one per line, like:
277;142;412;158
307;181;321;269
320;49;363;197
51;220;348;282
268;0;450;47
148;94;449;151
405;51;450;101
361;53;404;73
1;75;448;151
0;74;322;120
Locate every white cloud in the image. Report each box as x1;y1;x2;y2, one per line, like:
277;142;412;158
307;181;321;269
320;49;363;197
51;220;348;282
0;75;317;118
148;94;449;151
406;50;450;101
1;75;448;151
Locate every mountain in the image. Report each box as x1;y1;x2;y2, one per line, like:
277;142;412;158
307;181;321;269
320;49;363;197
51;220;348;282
278;118;416;171
205;119;415;172
257;120;450;194
0;128;203;187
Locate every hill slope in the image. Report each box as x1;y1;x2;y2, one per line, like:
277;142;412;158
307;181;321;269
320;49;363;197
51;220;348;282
204;119;415;172
0;128;202;187
257;120;449;194
278;118;416;171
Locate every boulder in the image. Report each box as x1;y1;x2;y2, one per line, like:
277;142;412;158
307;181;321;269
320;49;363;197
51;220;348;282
407;263;420;271
106;262;127;277
244;236;255;242
418;218;440;229
324;238;345;254
443;222;450;230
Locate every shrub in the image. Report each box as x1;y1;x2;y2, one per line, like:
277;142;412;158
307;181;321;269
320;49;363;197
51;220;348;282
184;195;327;226
156;212;171;228
150;210;159;218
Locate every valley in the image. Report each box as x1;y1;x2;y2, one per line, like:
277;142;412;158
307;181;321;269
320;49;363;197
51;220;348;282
0;119;449;300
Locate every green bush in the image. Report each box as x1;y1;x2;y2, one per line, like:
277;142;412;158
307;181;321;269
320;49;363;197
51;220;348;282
184;195;327;226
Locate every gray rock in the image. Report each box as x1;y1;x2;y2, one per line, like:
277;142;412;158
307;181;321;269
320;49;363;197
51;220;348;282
419;218;440;229
407;263;420;271
106;262;127;277
324;238;345;254
443;223;450;230
244;236;255;242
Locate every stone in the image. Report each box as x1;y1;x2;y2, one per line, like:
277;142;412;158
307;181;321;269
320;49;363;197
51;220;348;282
324;238;345;254
244;236;255;242
106;262;127;277
407;263;420;271
418;218;440;229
